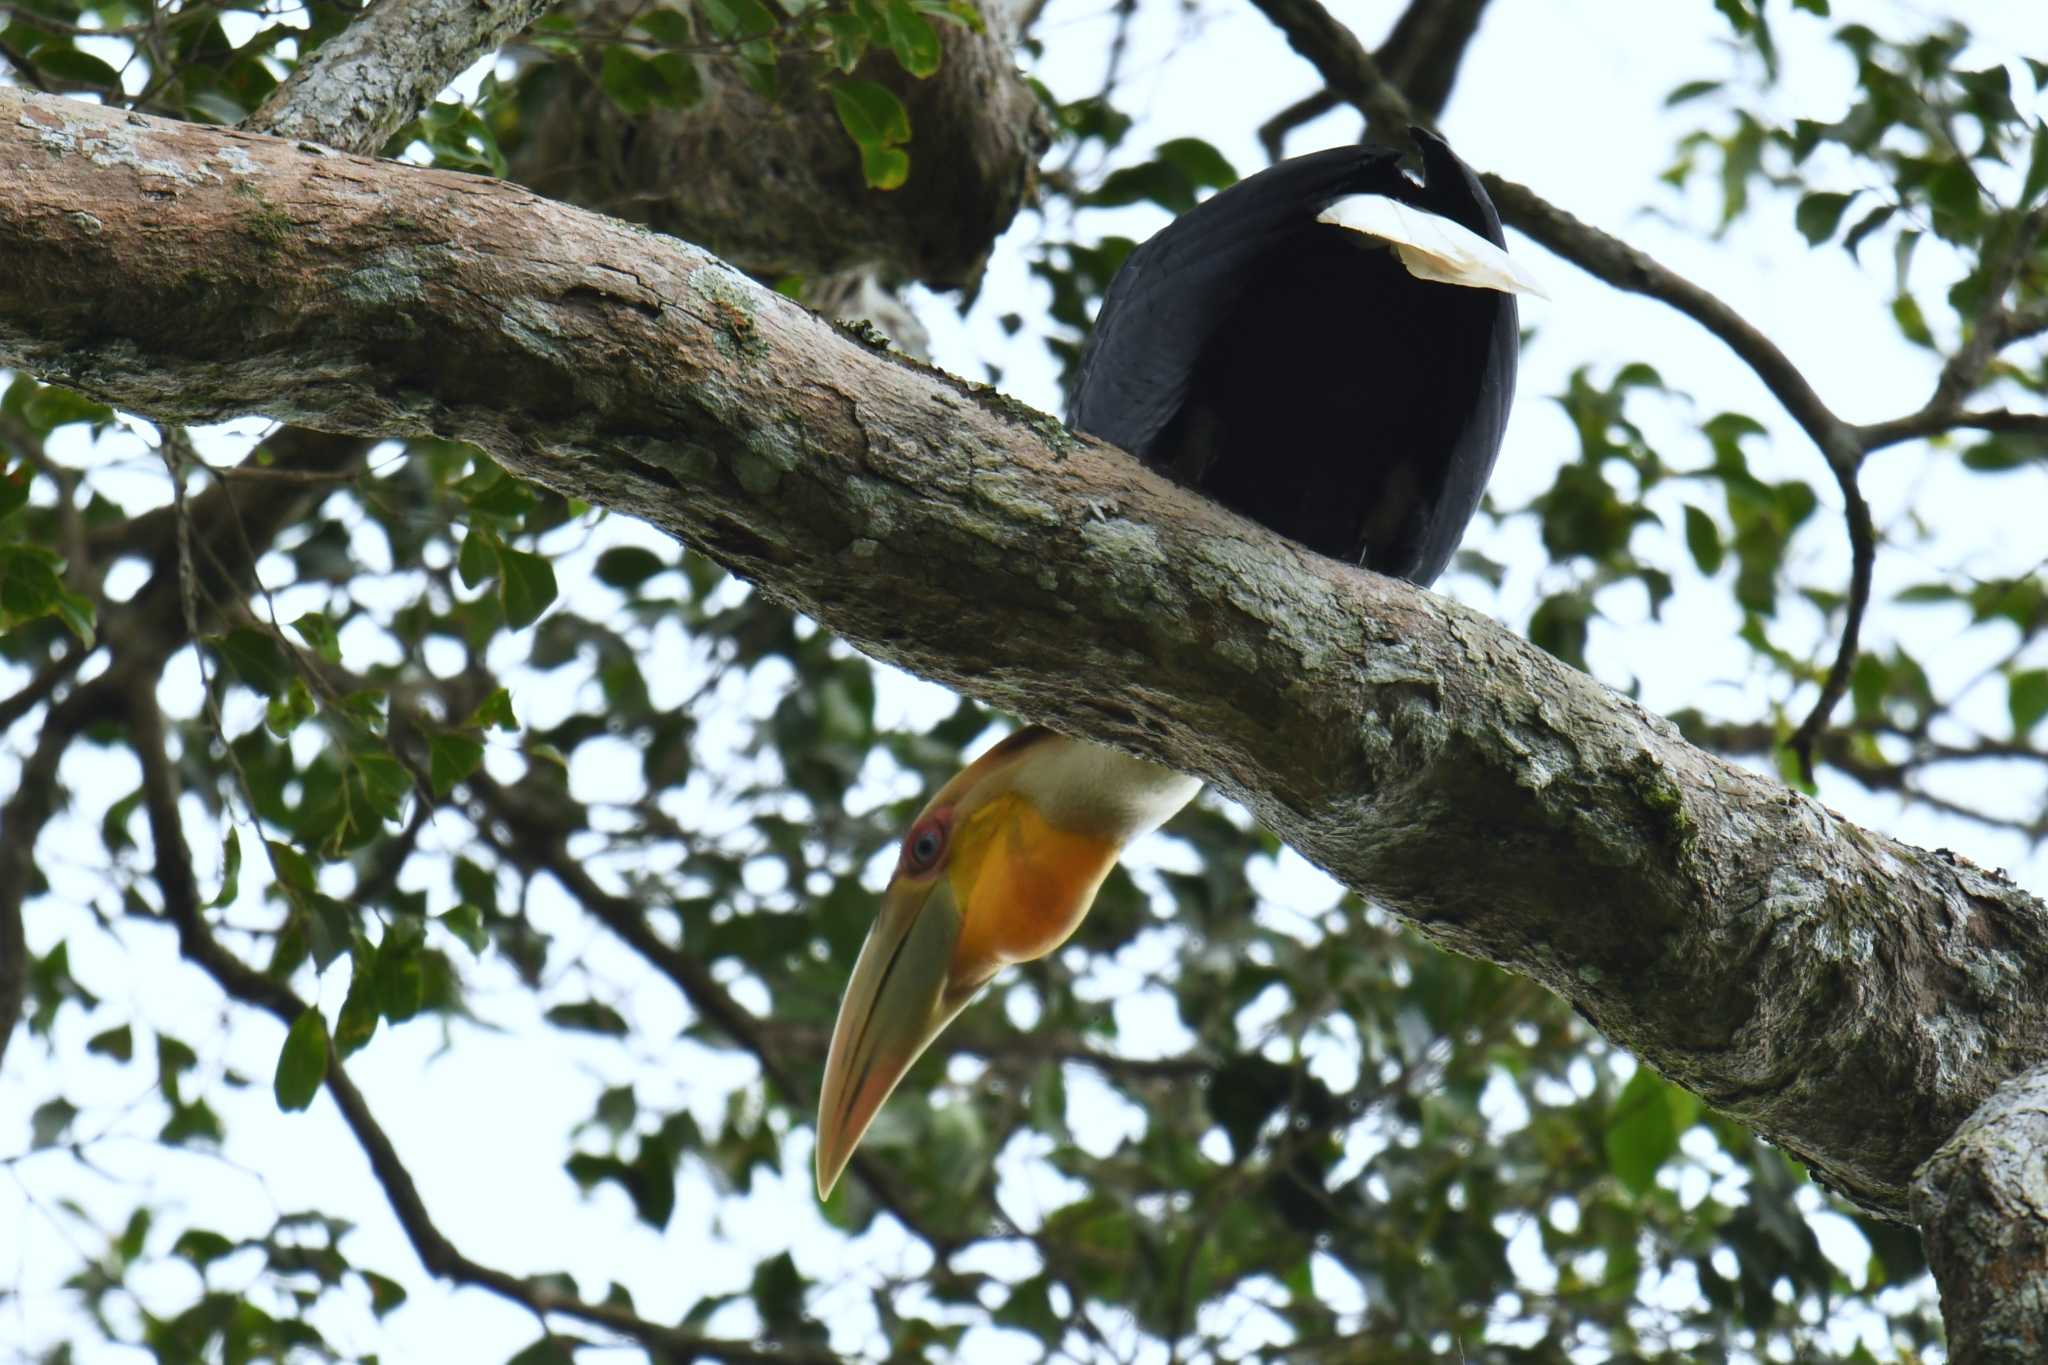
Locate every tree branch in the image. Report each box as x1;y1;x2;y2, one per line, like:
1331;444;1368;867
1373;0;1495;120
0;674;124;1071
1858;407;2048;454
1912;1060;2048;1365
3;90;2046;1222
246;0;556;154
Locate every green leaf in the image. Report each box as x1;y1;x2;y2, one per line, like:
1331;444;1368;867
546;1000;631;1035
334;947;380;1058
1605;1067;1681;1197
821;13;868;72
86;1024;134;1061
1665;79;1722;106
359;1269;408;1318
352;748;412;821
1683;505;1724;575
498;547;558;628
1156;137;1237;190
1529;592;1591;670
883;0;941;77
19;384;113;432
31;1097;78;1148
457;528;499;588
274;1009;330;1112
2024;125;2048;208
0;544;68;634
1962;437;2045;473
184;90;251;126
428;732;485;798
0;461;30;520
438;904;489;955
1891;294;1933;347
265;675;315;735
34;47;125;88
599;46;660;117
832;79;913;190
2010;670;2048;738
1840;203;1894;258
208;829;243;909
214;628;294;696
172;1229;238;1265
594;545;669;590
647;52;702;107
374;920;427;1023
267;840;318;895
469;687;518;731
289;611;343;663
506;1338;577;1365
700;0;778;40
1794;190;1855;244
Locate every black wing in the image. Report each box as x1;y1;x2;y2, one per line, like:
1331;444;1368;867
1068;130;1518;587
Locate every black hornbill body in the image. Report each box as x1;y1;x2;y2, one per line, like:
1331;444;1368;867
1073;130;1520;579
815;132;1535;1196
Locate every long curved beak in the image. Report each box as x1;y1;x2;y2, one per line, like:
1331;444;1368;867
815;875;978;1198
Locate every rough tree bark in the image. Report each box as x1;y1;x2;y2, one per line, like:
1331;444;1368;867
249;0;558;153
1915;1062;2048;1362
510;0;1046;288
4;95;2044;1247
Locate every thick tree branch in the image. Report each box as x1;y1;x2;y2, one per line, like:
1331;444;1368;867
3;92;2047;1223
247;0;556;153
1913;1060;2048;1365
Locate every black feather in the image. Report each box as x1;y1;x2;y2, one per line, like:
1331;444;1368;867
1069;129;1518;586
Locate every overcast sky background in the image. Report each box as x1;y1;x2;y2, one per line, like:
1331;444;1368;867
3;1;2045;1361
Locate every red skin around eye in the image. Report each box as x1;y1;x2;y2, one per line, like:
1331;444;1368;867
898;808;954;878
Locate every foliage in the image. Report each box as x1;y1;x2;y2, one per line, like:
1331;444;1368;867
1;1;2043;1363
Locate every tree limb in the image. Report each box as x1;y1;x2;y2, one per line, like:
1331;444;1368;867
246;0;557;153
3;91;2047;1222
1912;1060;2048;1365
1373;0;1495;120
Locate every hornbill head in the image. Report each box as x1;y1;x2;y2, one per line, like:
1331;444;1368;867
815;726;1200;1196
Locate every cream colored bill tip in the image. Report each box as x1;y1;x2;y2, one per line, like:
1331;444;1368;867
1318;194;1549;300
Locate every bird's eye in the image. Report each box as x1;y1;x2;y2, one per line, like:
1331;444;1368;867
903;819;947;873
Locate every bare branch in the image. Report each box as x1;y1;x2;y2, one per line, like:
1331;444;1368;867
1859;407;2048;454
1258;90;1342;161
1788;475;1875;783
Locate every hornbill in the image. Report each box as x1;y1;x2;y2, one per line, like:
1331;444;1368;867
815;130;1539;1197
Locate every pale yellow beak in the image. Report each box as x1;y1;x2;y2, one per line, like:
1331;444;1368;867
814;875;984;1199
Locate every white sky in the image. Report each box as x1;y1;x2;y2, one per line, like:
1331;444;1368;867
3;1;2045;1361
